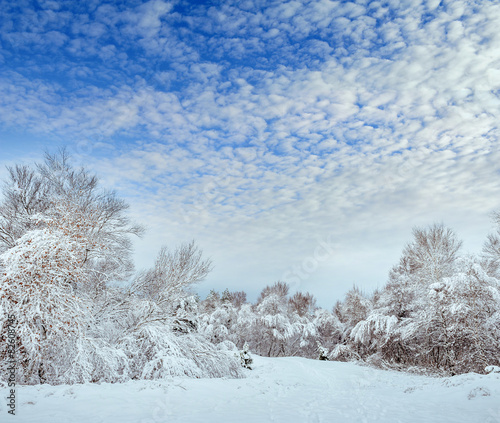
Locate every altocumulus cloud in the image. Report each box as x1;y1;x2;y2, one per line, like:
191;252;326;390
0;0;499;305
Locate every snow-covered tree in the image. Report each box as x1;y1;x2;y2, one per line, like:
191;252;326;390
231;303;258;349
199;301;238;344
482;210;500;278
289;292;317;317
312;308;343;353
0;199;125;384
132;241;212;309
226;290;247;309
256;281;290;303
245;283;316;357
339;286;371;327
332;224;500;375
0;151;243;384
423;256;500;374
0;164;50;253
402;224;462;286
117;240;244;379
0;150;144;297
254;292;294;356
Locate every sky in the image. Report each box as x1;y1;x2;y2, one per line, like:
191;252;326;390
0;0;499;308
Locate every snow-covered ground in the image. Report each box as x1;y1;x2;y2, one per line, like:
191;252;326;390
4;356;500;423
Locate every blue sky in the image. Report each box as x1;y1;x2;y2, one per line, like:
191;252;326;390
1;0;500;307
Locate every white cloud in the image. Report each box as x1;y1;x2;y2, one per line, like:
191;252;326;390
1;0;499;305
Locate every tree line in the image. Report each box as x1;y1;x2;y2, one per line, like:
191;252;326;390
198;222;500;376
0;150;499;385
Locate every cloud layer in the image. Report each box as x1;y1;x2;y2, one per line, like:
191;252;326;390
1;0;499;305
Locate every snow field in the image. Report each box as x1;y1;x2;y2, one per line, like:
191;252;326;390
3;356;499;423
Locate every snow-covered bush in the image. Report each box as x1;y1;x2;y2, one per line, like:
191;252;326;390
199;302;237;344
239;343;253;369
120;322;243;379
317;342;329;361
329;344;361;362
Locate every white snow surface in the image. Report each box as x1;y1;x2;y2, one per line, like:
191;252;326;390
4;356;500;423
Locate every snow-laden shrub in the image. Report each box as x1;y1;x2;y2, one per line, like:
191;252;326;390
66;337;129;384
364;352;393;370
120;323;243;379
317;341;329;361
216;340;239;353
198;302;236;344
329;344;361;362
239;342;253;369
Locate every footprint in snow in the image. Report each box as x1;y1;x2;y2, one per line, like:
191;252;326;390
467;386;491;400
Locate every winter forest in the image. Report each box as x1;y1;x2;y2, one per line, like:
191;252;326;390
0;150;499;389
